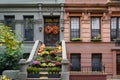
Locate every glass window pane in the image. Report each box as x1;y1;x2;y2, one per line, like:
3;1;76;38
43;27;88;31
70;17;80;39
4;16;15;31
91;17;100;38
111;17;117;41
118;18;120;38
24;16;34;41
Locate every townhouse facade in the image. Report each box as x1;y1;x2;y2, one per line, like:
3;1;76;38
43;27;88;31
64;0;120;78
0;0;120;79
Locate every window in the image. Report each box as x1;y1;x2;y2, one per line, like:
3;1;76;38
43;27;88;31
4;16;15;31
91;17;101;38
92;54;102;71
24;16;34;41
117;54;120;74
71;54;81;71
70;17;80;40
111;17;120;41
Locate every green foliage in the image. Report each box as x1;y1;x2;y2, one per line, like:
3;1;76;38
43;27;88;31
45;47;54;52
27;67;40;74
41;51;49;57
71;38;82;41
57;57;62;62
47;67;61;74
41;63;47;67
48;63;55;67
0;25;23;70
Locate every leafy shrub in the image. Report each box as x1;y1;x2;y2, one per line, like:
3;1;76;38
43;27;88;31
0;25;23;71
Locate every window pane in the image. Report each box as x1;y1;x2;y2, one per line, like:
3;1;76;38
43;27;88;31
70;17;80;39
111;18;117;41
91;17;100;38
4;16;15;31
24;16;34;41
118;18;120;38
92;54;102;71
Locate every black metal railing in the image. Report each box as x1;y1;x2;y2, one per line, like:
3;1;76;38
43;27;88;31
71;65;105;72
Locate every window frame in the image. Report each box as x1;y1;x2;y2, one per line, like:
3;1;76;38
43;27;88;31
91;17;101;39
23;15;34;41
70;17;80;40
92;53;102;72
4;15;15;31
110;17;120;41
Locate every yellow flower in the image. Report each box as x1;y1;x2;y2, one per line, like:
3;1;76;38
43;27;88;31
0;43;2;47
58;46;62;50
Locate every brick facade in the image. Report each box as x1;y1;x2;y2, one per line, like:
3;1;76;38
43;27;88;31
64;0;120;79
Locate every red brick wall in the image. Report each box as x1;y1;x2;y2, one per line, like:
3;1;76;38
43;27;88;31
66;42;115;78
70;74;106;80
65;0;108;4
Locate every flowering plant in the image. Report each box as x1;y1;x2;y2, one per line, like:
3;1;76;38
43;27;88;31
32;61;41;67
0;75;11;80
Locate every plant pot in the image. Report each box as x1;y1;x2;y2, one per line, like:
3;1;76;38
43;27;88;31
91;39;102;42
48;74;60;78
27;74;40;78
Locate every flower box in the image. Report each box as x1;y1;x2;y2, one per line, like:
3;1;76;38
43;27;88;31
27;74;40;78
71;38;82;42
91;39;102;42
48;74;61;78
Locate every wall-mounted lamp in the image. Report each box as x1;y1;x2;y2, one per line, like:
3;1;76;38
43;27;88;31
39;27;42;32
61;27;64;32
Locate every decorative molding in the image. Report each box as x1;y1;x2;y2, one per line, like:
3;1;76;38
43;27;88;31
42;7;61;11
15;20;24;23
81;20;90;24
34;19;43;24
81;12;90;21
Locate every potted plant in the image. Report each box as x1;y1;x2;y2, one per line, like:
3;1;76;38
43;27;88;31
71;38;82;41
32;60;41;68
91;34;102;42
48;63;55;67
47;67;61;78
27;67;41;78
41;51;49;57
57;57;62;62
41;63;47;68
55;62;61;68
45;47;54;52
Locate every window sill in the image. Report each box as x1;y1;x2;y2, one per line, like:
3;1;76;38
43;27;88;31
91;39;102;42
23;41;35;44
71;40;82;42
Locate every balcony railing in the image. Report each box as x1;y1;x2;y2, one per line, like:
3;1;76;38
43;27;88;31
71;65;105;73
